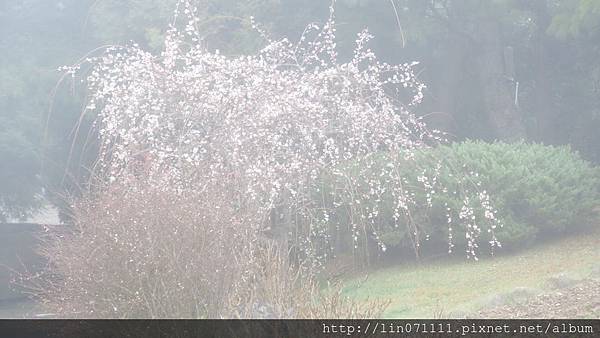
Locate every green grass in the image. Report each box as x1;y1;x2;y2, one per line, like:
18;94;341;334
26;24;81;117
343;227;600;318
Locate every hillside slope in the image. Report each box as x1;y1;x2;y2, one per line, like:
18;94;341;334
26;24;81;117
343;227;600;318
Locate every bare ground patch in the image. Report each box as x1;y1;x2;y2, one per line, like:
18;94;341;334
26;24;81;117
476;279;600;319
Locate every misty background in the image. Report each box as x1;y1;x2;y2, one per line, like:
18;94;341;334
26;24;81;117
1;0;599;320
2;0;600;222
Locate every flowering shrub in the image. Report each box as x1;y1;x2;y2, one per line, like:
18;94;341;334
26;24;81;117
309;147;502;263
31;0;517;318
60;1;501;270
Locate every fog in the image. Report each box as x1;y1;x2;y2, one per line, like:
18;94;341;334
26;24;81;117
1;0;599;325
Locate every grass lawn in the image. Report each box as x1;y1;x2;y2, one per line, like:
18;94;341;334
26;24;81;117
342;227;600;318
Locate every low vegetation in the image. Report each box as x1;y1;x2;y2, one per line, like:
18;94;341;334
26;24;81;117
315;141;600;262
28;182;388;318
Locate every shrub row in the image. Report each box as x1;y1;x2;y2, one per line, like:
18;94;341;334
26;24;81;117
313;141;600;259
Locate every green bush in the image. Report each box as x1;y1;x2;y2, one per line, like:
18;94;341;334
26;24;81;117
422;141;600;249
314;141;600;259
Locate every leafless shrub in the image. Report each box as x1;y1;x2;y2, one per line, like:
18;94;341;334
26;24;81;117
27;180;387;318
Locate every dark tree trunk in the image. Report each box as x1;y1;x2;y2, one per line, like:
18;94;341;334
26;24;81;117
530;0;558;143
477;20;526;141
427;36;466;138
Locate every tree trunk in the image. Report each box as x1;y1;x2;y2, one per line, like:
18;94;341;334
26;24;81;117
477;20;526;141
427;36;466;138
270;192;291;262
530;0;557;143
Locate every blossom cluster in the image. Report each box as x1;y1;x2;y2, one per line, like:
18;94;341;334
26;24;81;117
74;0;500;263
